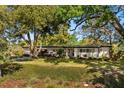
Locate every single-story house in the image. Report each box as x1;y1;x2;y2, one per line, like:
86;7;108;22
23;45;112;58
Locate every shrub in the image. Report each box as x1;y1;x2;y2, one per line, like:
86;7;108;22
8;44;24;57
0;39;9;62
119;55;124;62
57;49;64;57
101;56;109;61
1;63;23;76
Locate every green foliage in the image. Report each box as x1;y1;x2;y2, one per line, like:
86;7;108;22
1;62;23;76
112;40;124;60
0;58;124;87
9;6;58;36
8;44;24;57
68;34;79;45
7;6;73;56
0;5;124;60
79;37;105;45
0;43;24;62
0;62;93;82
0;39;9;62
112;43;119;54
0;6;8;33
57;49;64;57
118;40;124;52
18;40;27;46
0;39;8;52
41;24;70;45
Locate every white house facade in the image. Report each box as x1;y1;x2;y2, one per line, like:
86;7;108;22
23;45;112;58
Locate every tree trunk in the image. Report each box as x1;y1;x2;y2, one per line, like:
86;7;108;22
110;19;124;39
109;35;113;58
29;42;34;57
21;30;41;58
30;33;41;58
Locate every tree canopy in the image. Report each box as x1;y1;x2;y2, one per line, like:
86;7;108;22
0;5;124;57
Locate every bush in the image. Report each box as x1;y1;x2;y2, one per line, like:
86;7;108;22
0;39;8;62
57;49;64;57
8;44;24;57
1;63;23;76
101;56;110;61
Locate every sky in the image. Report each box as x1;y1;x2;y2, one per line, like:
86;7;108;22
69;6;124;41
24;6;124;42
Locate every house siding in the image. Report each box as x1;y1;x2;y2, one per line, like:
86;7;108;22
22;45;111;58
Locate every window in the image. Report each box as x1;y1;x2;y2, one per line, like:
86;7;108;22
86;49;88;52
82;49;85;52
92;49;95;52
86;49;91;53
80;49;82;52
80;49;87;52
80;49;94;53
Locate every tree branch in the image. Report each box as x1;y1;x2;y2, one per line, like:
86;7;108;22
70;14;100;31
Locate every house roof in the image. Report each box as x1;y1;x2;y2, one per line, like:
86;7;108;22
41;45;112;48
23;45;112;49
41;46;62;48
63;45;100;48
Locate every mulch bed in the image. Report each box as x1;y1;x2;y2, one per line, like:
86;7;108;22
0;79;26;88
0;79;105;88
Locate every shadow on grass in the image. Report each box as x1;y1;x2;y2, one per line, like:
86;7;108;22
1;64;94;82
91;70;124;88
43;57;124;88
43;57;103;65
11;56;124;88
86;60;124;88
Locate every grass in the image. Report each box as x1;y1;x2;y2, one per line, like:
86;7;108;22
0;57;124;88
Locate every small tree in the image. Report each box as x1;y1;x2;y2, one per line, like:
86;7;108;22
117;40;124;61
8;44;24;57
111;40;124;61
0;39;23;77
0;39;8;62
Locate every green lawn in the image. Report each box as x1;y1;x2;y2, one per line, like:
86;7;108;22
0;58;124;88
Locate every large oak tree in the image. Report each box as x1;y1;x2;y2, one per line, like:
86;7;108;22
6;6;61;57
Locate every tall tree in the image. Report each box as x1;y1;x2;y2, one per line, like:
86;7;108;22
7;6;59;57
0;6;8;39
66;6;124;39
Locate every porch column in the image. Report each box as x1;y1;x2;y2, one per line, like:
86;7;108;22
65;48;69;58
74;48;78;57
